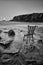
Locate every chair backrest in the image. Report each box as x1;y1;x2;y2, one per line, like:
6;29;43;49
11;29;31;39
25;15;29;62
28;25;36;35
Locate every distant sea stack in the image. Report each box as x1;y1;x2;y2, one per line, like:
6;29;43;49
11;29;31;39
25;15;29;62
10;13;43;22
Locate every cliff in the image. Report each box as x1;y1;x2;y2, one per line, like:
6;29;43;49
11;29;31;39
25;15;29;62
11;13;43;22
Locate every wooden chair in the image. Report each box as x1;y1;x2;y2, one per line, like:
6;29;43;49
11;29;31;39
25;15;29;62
23;25;37;44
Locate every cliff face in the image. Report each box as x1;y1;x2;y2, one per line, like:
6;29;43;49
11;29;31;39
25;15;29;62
11;13;43;22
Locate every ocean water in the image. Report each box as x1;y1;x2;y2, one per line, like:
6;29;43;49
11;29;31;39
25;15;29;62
0;21;43;64
0;21;43;53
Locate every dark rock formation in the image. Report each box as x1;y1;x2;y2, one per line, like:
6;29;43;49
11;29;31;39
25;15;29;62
8;29;15;37
11;13;43;22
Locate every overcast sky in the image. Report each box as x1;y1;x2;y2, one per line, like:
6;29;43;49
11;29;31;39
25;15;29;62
0;0;43;20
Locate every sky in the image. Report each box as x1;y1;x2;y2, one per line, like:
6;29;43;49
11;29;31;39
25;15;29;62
0;0;43;20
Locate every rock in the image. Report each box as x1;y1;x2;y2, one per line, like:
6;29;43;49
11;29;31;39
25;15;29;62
11;13;43;22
